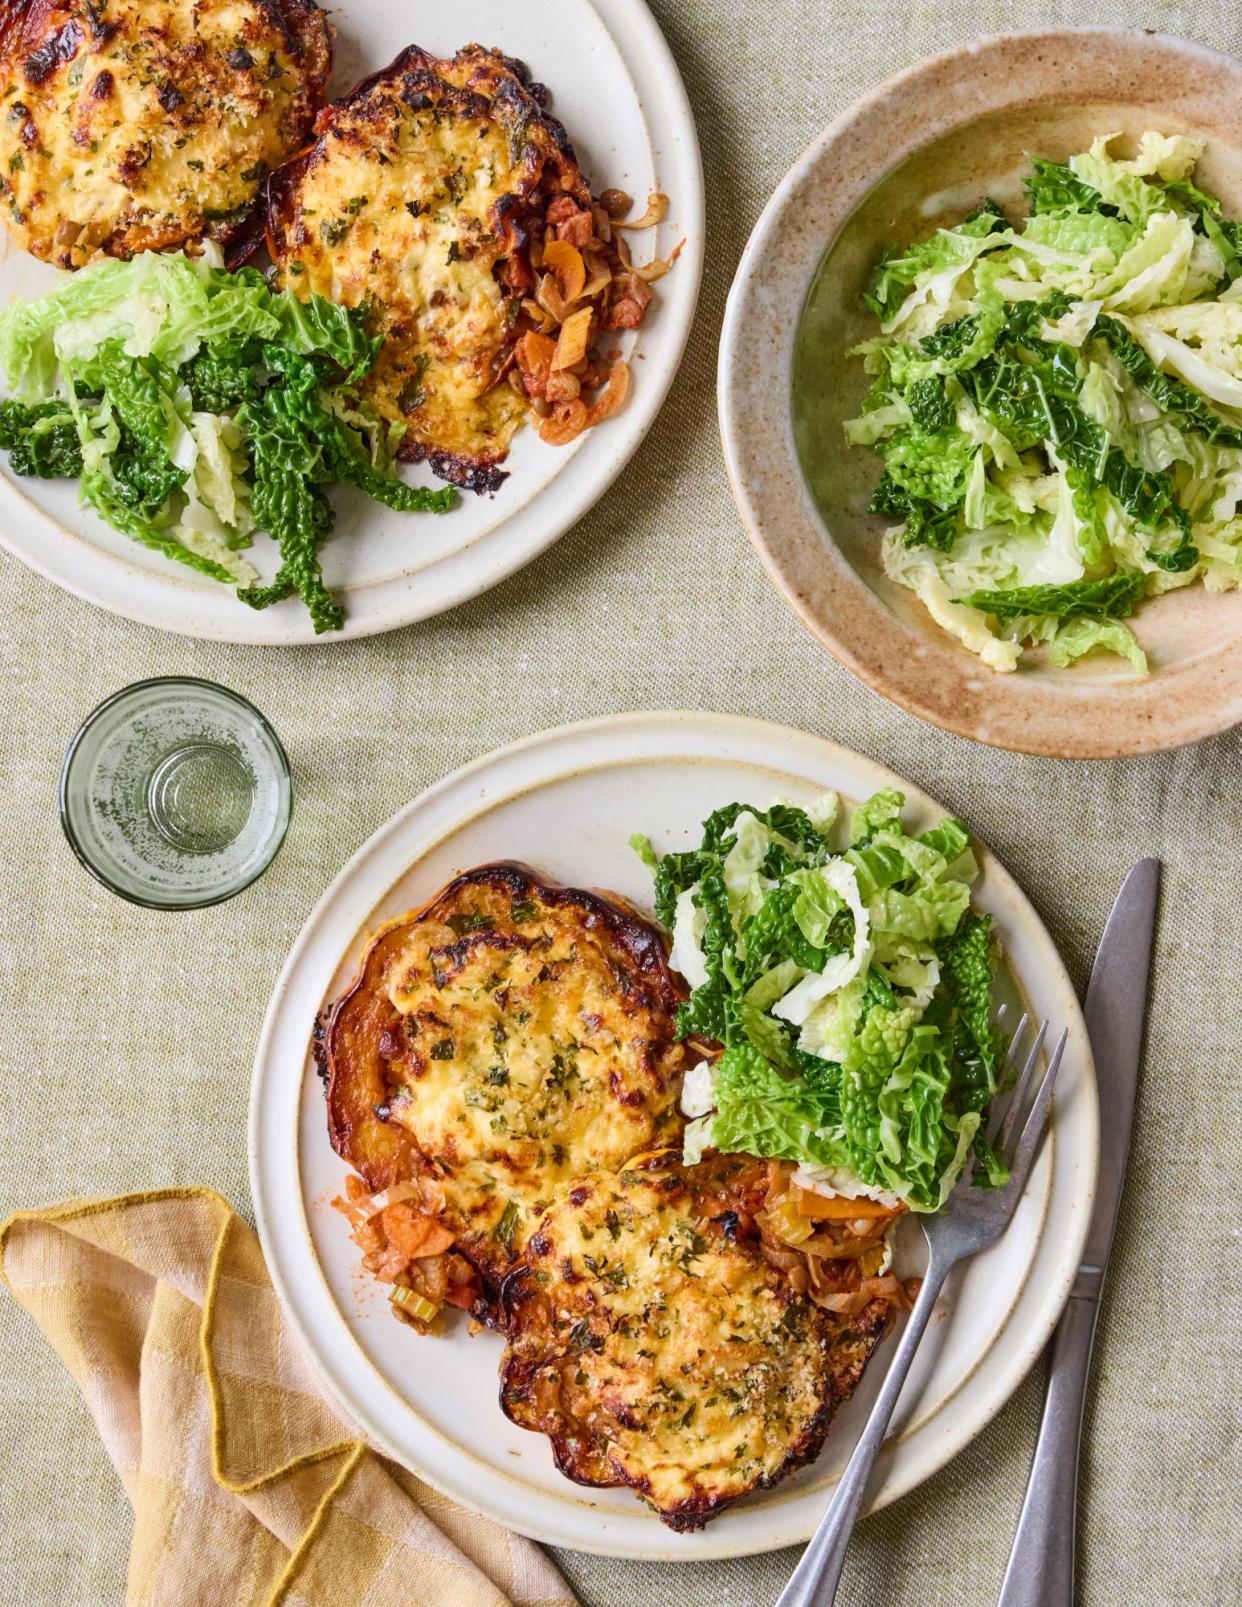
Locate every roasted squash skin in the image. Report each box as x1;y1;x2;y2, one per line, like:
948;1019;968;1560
497;1150;893;1530
0;0;331;267
319;864;896;1527
266;44;594;493
316;862;689;1314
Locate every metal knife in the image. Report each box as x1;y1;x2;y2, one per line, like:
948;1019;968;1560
997;858;1161;1607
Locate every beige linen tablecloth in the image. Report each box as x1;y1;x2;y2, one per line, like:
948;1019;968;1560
1;1;1239;1602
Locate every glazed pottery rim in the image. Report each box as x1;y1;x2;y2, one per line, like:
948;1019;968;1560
718;26;1242;759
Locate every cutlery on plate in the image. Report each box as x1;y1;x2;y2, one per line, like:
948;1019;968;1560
776;1012;1069;1607
996;858;1160;1607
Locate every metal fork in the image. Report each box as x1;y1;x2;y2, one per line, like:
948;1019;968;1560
776;1012;1068;1607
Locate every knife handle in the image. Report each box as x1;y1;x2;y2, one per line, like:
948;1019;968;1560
997;1282;1104;1607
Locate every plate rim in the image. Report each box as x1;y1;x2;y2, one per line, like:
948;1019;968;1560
717;26;1242;759
248;709;1099;1560
0;0;705;645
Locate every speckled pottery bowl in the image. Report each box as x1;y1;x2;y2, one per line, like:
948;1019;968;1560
719;29;1242;758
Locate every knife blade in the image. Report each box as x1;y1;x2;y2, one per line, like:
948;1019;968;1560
1079;856;1161;1285
997;858;1160;1607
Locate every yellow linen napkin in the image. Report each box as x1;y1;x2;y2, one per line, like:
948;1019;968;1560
0;1188;576;1607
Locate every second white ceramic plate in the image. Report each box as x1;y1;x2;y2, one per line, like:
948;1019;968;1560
249;712;1098;1558
0;0;703;642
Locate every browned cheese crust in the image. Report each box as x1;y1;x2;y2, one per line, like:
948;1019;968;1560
266;44;613;492
497;1151;892;1530
0;0;331;267
316;862;689;1313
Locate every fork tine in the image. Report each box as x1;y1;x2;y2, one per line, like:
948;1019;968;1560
998;1019;1047;1151
1003;1028;1068;1200
1004;1012;1029;1068
989;1017;1044;1146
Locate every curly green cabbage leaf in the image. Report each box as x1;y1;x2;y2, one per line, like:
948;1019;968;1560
0;399;82;478
956;572;1147;619
0;247;281;393
235;344;454;633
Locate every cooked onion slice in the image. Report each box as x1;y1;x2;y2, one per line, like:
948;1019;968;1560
616;191;669;230
521;296;556;334
336;1178;425;1227
634;238;686;283
581;249;614;299
536;272;573;326
551;307;594;371
587;361;629;425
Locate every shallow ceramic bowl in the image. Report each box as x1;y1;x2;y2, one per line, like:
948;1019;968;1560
719;29;1242;757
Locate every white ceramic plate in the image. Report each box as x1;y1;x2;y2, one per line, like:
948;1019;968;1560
0;0;702;643
249;712;1098;1559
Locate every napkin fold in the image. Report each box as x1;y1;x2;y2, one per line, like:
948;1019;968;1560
0;1189;576;1607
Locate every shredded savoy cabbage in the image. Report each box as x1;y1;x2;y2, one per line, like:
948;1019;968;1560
846;131;1242;673
634;787;1008;1212
0;247;456;632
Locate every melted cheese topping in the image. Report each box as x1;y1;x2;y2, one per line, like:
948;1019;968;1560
371;877;685;1256
0;0;329;267
503;1157;834;1519
273;72;529;467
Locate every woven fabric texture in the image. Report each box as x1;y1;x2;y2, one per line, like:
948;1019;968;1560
0;1193;573;1607
0;1;1240;1604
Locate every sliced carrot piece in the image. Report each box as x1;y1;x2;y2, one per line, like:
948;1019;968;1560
543;239;586;304
615;191;669;230
515;330;557;398
381;1202;456;1258
551;306;593;371
795;1188;895;1221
